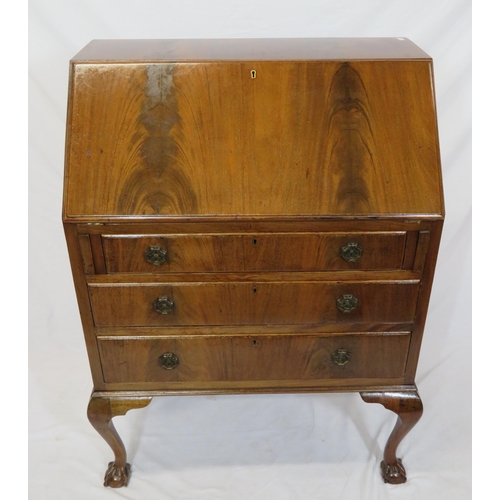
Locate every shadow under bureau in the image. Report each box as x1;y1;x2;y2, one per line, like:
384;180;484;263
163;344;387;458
63;38;444;487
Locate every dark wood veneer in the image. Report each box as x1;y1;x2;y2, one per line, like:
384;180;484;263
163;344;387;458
102;232;406;273
89;281;419;327
98;333;411;384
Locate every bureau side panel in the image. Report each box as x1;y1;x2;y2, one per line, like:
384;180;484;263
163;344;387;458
404;220;444;382
64;223;105;389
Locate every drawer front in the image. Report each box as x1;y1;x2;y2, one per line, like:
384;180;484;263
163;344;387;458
98;333;410;384
89;282;419;327
102;232;406;273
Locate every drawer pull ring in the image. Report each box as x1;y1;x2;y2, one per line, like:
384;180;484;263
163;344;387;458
336;294;359;313
332;348;351;366
144;245;168;266
159;352;179;370
153;296;176;315
340;242;363;263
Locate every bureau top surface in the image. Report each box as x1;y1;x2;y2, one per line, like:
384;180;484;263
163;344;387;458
64;38;444;222
71;38;431;62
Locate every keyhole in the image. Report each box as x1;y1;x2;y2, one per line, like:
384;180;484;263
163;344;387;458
253;238;257;246
253;339;258;346
250;70;256;79
253;287;257;294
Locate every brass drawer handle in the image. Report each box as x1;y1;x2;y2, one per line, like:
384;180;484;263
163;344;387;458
153;296;175;315
144;245;168;266
332;348;351;366
159;352;179;370
336;294;359;313
340;241;363;263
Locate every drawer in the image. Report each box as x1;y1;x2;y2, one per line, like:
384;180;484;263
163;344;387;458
98;333;411;384
101;232;406;273
89;281;419;327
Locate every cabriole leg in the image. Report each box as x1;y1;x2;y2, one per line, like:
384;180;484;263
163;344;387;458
360;388;423;484
87;394;152;487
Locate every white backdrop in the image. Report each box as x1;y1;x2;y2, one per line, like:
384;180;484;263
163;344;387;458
29;1;471;499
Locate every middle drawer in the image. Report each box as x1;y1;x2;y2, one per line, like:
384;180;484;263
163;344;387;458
89;281;419;327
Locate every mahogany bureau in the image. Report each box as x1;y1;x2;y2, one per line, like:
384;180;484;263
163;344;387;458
63;38;444;487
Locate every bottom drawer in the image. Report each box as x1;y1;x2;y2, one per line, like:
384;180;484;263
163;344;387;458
98;333;410;384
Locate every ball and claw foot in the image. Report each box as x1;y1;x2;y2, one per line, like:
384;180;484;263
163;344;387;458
87;395;152;488
360;388;423;485
381;458;407;484
103;461;131;488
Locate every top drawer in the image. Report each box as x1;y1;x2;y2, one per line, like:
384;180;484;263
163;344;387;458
101;232;406;273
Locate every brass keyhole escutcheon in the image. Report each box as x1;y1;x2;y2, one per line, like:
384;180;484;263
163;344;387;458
250;69;257;79
159;352;179;370
332;348;351;366
144;245;168;266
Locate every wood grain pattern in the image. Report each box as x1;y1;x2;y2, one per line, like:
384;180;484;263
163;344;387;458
330;63;374;212
97;333;410;384
64;60;443;219
89;281;420;327
102;232;406;273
